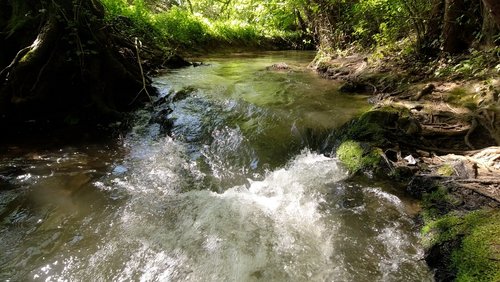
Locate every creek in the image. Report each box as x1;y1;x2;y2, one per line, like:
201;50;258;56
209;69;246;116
0;51;433;281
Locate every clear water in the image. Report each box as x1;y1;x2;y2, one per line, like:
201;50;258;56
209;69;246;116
0;51;432;281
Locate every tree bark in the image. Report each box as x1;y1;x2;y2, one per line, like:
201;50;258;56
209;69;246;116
442;0;467;54
482;0;500;27
421;0;445;56
481;1;499;46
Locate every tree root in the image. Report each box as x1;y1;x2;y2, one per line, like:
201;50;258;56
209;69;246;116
421;124;470;137
464;118;478;149
0;46;31;82
0;0;158;123
454;178;500;184
452;182;500;203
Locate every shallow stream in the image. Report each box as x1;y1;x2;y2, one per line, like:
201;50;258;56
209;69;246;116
0;51;433;281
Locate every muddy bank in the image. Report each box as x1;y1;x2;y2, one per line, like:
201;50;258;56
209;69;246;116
313;53;500;281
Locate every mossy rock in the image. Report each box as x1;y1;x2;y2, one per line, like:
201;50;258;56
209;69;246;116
421;186;462;219
344;109;399;144
266;62;290;71
452;211;500;282
423;210;500;282
339;80;370;93
336;140;381;173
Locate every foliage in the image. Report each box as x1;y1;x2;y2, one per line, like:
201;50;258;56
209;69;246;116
308;0;429;51
434;47;500;79
98;0;500;55
100;0;306;50
153;7;208;46
350;0;408;46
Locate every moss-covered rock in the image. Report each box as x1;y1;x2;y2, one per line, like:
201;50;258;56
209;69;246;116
336;140;381;173
342;109;399;145
423;210;500;282
331;105;419;150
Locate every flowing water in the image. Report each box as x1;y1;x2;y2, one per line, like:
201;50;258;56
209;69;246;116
0;51;433;281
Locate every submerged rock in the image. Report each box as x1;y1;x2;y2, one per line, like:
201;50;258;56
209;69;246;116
266;62;290;71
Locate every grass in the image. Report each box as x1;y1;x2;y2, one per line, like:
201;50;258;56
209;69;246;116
100;0;302;51
446;87;478;111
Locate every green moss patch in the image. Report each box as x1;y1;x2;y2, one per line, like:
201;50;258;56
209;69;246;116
344;110;398;144
423;210;500;282
336;140;381;173
446;87;477;110
452;211;500;282
437;164;454;177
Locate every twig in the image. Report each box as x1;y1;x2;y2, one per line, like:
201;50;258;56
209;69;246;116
129;37;152;105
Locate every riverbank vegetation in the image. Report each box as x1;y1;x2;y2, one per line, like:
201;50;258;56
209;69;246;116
100;0;312;51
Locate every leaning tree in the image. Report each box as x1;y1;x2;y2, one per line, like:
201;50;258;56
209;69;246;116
0;0;155;124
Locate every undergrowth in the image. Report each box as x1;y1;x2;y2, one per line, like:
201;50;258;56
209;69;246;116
101;0;304;51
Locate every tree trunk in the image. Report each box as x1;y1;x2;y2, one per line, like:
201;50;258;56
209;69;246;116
481;1;499;46
482;0;500;27
442;0;468;54
421;0;445;57
0;0;155;125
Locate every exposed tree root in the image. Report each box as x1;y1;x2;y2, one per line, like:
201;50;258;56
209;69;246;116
0;46;31;81
453;182;500;203
421;124;470;137
464;118;478;149
0;0;158;125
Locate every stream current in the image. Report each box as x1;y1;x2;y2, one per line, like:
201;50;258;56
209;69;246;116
0;51;433;281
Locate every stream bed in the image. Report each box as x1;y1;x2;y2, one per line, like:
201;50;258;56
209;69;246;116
0;51;433;281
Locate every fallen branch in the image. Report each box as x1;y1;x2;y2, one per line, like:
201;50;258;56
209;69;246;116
415;83;435;101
